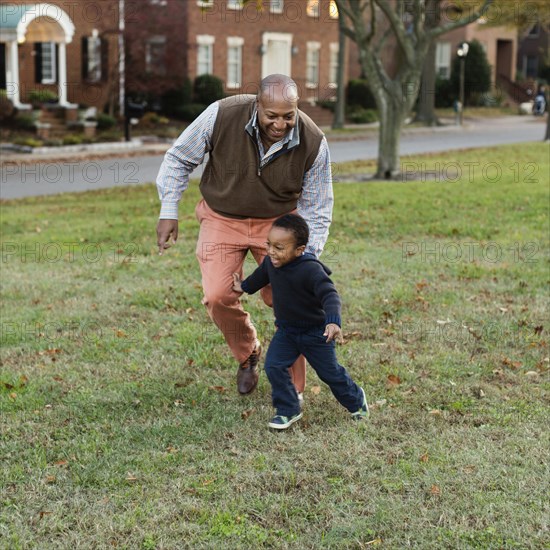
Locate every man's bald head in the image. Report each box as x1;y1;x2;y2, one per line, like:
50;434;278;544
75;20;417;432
258;74;299;105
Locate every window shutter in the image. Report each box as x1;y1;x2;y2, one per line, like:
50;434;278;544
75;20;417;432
35;43;43;83
101;38;109;82
55;43;59;84
82;37;89;80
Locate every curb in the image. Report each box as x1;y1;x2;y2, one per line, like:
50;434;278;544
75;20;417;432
0;139;144;155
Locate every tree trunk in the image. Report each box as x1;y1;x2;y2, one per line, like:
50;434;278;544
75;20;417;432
414;41;440;126
545;110;550;141
332;11;347;129
376;98;407;179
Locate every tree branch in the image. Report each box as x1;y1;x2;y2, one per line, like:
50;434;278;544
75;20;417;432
429;0;494;38
374;0;415;65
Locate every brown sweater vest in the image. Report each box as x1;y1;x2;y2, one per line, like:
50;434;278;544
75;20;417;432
199;95;324;218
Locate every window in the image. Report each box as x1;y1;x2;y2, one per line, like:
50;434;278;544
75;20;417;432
435;42;451;79
227;0;244;9
146;36;167;75
197;35;214;75
83;35;102;82
40;42;57;84
306;42;321;87
227;37;244;89
270;0;283;13
329;43;338;86
197;0;213;6
329;0;338;19
306;0;320;18
149;0;167;5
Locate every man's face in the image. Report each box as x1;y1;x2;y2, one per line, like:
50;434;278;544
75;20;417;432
266;226;304;268
256;91;298;148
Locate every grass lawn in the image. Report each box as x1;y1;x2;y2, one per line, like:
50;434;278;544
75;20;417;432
1;143;548;549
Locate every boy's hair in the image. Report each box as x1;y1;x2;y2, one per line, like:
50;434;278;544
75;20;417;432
272;214;309;248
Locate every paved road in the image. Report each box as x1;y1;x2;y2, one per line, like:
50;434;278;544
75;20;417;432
1;116;546;200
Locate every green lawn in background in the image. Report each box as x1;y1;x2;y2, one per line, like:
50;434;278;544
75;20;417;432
1;143;548;549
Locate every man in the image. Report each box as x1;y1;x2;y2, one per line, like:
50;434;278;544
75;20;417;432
156;74;333;396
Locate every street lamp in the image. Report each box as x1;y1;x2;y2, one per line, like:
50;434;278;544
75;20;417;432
456;42;469;126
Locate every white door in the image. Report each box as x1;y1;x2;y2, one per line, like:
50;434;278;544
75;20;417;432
261;32;292;78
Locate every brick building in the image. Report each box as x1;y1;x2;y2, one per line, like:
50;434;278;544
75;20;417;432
1;1;122;112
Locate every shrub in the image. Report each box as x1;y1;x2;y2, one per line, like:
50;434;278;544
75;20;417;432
13;137;43;148
162;79;193;116
28;89;58;106
346;80;377;110
140;112;169;126
96;113;117;130
193;75;224;105
14;113;36;130
434;77;455;108
62;135;83;145
0;92;15;122
347;108;378;124
176;103;207;122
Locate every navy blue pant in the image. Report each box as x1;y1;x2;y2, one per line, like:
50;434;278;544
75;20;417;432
264;325;364;417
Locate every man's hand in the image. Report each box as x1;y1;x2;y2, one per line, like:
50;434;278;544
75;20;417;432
324;323;342;343
232;273;243;293
157;219;179;255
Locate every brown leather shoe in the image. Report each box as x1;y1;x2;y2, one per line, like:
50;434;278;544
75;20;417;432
237;340;261;395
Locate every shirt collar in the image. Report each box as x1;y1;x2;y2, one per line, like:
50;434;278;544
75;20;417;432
245;107;301;150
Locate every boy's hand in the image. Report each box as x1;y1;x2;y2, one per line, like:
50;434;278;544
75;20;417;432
232;273;243;293
324;323;342;343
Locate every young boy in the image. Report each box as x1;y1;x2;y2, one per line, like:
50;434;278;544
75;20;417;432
232;214;368;430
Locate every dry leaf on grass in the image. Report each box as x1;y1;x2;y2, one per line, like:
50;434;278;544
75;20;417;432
310;385;321;395
387;374;401;386
241;408;255;420
430;484;441;496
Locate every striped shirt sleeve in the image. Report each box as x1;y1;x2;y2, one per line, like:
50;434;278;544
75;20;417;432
156;102;219;219
297;136;333;257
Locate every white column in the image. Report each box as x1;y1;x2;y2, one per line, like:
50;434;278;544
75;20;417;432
58;42;68;105
6;41;27;108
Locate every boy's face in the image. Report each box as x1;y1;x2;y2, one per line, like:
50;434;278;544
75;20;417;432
266;226;305;268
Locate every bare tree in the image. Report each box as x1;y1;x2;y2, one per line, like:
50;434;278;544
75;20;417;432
335;0;493;179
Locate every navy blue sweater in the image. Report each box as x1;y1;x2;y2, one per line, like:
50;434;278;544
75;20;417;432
240;253;342;328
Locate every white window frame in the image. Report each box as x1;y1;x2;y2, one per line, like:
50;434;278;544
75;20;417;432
41;42;56;84
197;0;214;6
226;36;244;89
146;35;167;75
328;42;338;87
435;42;451;80
270;0;284;13
306;0;320;18
306;41;321;88
197;34;215;76
227;0;244;9
86;35;102;83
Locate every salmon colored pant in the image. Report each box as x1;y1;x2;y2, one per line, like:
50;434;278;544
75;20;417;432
195;199;306;393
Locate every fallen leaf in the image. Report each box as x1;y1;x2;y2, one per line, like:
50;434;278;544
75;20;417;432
436;318;452;325
387;374;401;386
54;460;68;467
114;329;127;338
209;385;227;393
375;399;387;407
366;539;382;546
202;478;215;486
126;473;138;482
428;409;442;415
463;465;476;474
525;371;539;377
241;408;255;420
3;382;15;390
310;385;321;395
420;453;429;463
46;475;56;484
9;392;17;399
430;484;441;496
534;325;543;335
498;307;508;313
166;446;178;454
39;511;52;519
19;375;29;386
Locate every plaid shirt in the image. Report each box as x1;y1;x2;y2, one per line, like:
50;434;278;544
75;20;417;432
156;101;333;256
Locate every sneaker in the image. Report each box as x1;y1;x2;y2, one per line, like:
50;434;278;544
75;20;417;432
351;387;369;420
268;412;303;430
